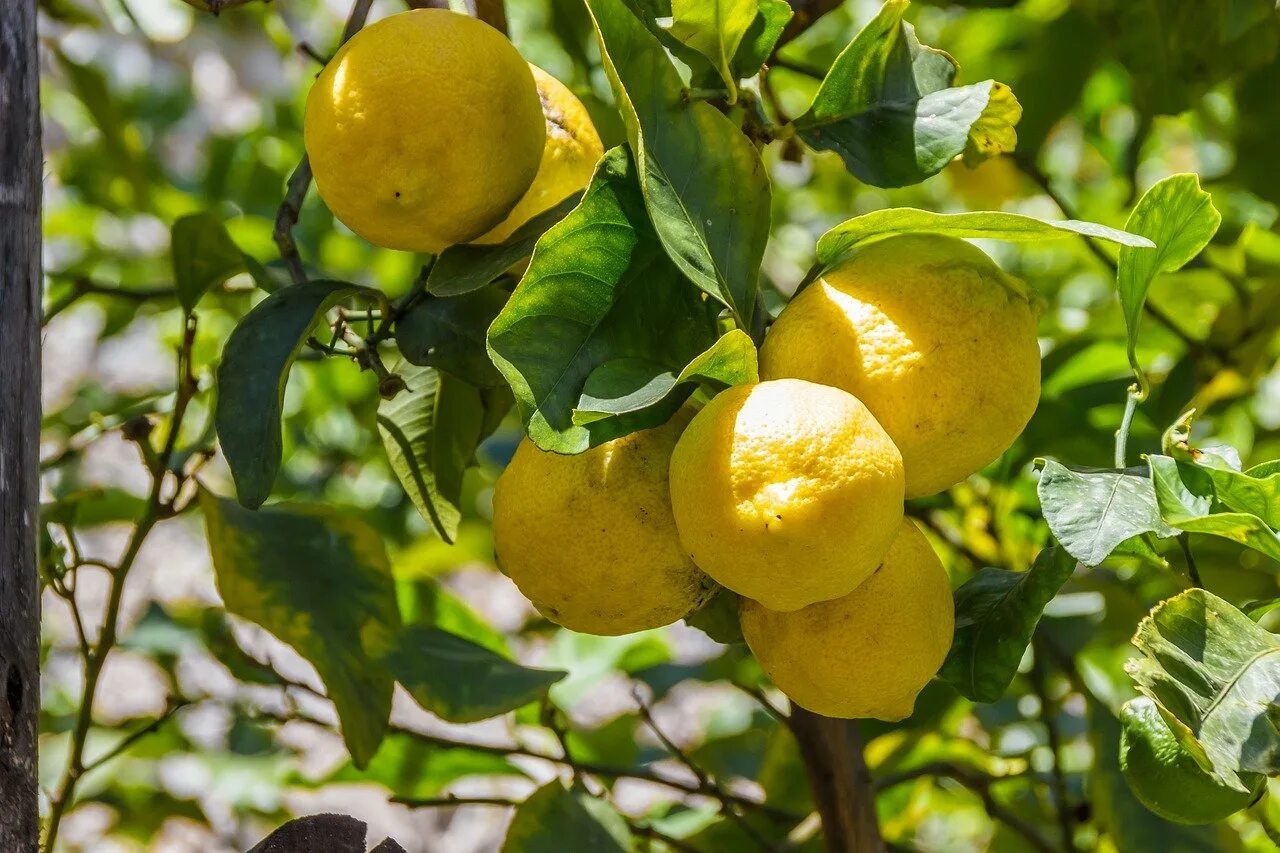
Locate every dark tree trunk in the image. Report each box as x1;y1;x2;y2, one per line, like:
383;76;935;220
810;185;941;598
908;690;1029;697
790;708;885;853
0;2;42;851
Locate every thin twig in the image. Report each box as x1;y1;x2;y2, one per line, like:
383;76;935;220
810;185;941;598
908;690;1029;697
80;700;189;776
1178;535;1203;588
731;681;791;730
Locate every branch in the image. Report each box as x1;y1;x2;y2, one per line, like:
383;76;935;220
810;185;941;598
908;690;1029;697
44;276;175;325
273;0;376;285
789;708;884;853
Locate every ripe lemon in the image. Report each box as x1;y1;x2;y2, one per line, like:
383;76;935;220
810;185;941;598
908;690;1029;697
668;379;904;612
741;520;953;720
760;233;1041;498
492;413;715;636
1119;697;1263;825
475;66;603;244
304;10;544;253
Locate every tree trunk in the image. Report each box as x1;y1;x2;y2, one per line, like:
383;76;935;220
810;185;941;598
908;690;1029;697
0;2;43;851
790;708;885;853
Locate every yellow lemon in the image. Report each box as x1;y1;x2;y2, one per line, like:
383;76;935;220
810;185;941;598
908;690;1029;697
741;520;954;720
476;66;603;244
760;233;1041;498
304;10;544;253
1119;697;1264;825
492;413;715;636
668;379;904;612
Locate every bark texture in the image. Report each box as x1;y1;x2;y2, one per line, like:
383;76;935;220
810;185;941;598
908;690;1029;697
0;2;42;851
791;708;885;853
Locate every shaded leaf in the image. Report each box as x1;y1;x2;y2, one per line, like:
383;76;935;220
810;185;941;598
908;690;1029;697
1037;459;1176;567
200;489;400;768
377;363;490;544
939;546;1078;703
1127;588;1280;778
684;587;744;645
572;329;758;424
815;207;1153;274
667;0;759;98
170;212;251;314
396;289;508;388
216;280;371;509
396;578;511;656
1117;175;1220;390
329;731;520;799
502;782;631;852
587;0;771;325
426;194;583;297
793;0;1020;187
487;147;719;454
729;0;792;79
385;626;565;723
1148;454;1280;562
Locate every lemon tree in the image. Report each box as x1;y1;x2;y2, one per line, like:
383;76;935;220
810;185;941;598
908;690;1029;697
21;0;1280;851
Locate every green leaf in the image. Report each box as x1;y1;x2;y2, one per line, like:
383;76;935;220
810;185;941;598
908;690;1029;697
1117;175;1221;392
1037;460;1177;567
586;0;771;325
815;207;1154;273
1148;454;1280;562
216;280;372;509
385;626;565;723
199;489;400;768
1182;452;1280;529
395;289;508;388
502;782;631;853
728;0;792;79
329;731;521;798
395;578;510;656
939;546;1078;703
572;329;758;425
487;147;720;454
792;0;1020;188
425;194;583;298
667;0;759;98
377;363;491;544
1127;588;1280;778
684;587;744;644
171;212;250;315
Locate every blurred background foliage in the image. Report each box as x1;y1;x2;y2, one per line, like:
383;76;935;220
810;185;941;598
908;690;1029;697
34;0;1280;850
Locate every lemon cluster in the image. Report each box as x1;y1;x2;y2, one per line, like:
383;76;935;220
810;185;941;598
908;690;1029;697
304;10;602;253
494;234;1042;721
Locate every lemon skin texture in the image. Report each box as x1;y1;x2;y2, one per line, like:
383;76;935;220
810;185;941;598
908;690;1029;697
668;379;905;612
304;10;544;253
741;520;954;720
492;413;715;636
1119;697;1263;825
476;66;604;244
760;233;1041;498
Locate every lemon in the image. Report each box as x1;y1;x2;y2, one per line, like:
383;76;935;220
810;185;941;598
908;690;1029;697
475;66;603;244
1119;697;1263;825
760;233;1041;498
668;379;904;612
740;520;953;720
304;10;544;253
492;413;715;636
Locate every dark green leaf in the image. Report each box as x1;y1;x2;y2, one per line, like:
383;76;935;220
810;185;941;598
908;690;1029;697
572;329;757;425
395;289;508;388
1037;460;1176;567
502;782;631;853
487;147;719;453
215;280;372;509
377;363;491;544
426;194;582;298
1117;175;1220;390
587;0;771;325
1148;454;1280;562
815;207;1152;274
684;587;744;644
939;546;1078;703
171;212;249;314
385;626;565;723
792;0;1020;187
1128;588;1280;778
200;489;400;768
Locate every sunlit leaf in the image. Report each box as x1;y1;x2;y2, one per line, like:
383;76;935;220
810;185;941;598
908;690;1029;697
815;207;1153;274
940;546;1078;703
728;0;792;79
1148;454;1280;562
1037;460;1176;567
667;0;759;98
329;732;521;798
502;782;631;852
587;0;771;325
215;280;373;509
200;489;400;768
